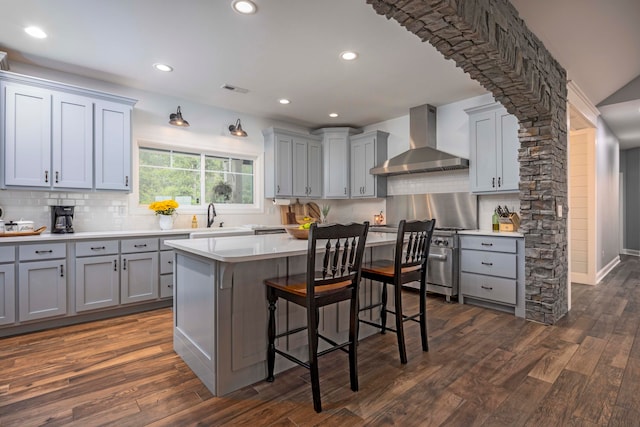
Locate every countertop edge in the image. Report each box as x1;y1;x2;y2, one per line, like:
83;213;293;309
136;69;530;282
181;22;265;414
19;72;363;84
459;230;524;238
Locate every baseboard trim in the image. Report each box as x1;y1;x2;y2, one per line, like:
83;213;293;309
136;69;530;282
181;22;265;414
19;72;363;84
596;255;621;284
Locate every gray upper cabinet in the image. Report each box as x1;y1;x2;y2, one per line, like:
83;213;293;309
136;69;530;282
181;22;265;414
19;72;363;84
466;103;520;193
292;136;322;198
0;71;136;191
95;100;133;190
312;127;361;199
263;127;322;199
263;128;294;198
350;131;388;199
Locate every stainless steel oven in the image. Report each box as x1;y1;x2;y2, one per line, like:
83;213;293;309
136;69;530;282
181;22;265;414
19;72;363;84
372;192;477;301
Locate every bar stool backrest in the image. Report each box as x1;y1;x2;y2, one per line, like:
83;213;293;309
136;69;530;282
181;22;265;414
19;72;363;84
394;219;436;279
306;222;370;298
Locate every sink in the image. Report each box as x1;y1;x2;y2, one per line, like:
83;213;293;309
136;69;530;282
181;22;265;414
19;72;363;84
189;227;254;239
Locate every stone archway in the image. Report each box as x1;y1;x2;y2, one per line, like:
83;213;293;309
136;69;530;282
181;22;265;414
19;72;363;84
367;0;568;324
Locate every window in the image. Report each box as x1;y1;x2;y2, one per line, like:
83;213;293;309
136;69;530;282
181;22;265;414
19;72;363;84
139;147;255;208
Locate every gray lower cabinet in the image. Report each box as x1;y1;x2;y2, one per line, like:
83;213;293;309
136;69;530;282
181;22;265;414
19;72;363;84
0;246;16;326
120;238;159;304
75;240;120;312
18;243;67;322
459;234;524;317
159;250;174;298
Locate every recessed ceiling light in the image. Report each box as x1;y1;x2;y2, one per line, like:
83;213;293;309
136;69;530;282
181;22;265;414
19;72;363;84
279;99;290;105
340;51;358;61
232;0;257;14
329;113;339;118
24;26;47;39
153;63;173;72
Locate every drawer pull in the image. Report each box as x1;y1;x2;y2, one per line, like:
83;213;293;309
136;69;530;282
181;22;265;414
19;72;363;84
481;285;493;290
168;284;174;288
35;250;53;254
481;242;493;246
168;260;173;264
91;246;106;251
134;244;147;248
481;262;493;266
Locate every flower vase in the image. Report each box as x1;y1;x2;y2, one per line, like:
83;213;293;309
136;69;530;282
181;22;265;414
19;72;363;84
158;214;174;230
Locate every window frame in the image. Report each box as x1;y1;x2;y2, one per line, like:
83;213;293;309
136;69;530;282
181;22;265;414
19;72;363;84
135;140;263;215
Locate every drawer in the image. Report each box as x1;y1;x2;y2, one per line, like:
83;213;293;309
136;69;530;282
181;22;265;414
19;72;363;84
160;273;173;298
0;246;15;263
460;235;517;253
121;238;158;253
461;272;516;305
160;250;174;275
160;235;188;250
461;250;516;279
76;240;119;257
19;243;66;261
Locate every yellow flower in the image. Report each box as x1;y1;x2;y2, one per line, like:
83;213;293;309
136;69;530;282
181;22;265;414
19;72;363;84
149;199;179;215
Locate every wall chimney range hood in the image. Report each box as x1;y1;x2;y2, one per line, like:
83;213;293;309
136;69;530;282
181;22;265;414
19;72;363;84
370;104;469;176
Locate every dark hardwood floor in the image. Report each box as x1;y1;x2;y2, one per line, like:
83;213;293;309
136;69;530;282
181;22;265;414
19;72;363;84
2;256;640;426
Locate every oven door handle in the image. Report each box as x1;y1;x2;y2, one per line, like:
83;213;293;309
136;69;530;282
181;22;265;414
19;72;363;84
428;253;448;261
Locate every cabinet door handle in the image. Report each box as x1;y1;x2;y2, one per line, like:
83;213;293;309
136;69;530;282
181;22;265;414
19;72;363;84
134;244;147;248
125;176;129;187
55;171;59;184
114;260;118;271
168;260;173;264
91;246;106;251
481;285;493;290
123;259;127;270
481;242;493;246
44;170;49;183
481;262;493;266
498;177;501;187
344;187;347;195
60;264;64;277
492;177;495;188
35;250;53;254
277;185;280;194
168;283;174;288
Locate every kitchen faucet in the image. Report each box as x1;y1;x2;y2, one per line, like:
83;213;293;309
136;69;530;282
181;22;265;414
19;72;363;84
207;203;217;228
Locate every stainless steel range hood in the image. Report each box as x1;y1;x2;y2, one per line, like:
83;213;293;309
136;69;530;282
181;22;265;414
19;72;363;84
370;104;469;176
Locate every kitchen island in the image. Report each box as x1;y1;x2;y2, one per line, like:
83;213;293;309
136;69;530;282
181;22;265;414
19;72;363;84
164;231;396;396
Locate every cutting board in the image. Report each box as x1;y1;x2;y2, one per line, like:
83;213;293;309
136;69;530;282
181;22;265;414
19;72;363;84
279;205;297;224
279;200;321;224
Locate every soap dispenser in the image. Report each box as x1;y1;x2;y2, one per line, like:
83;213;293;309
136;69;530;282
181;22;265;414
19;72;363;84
191;215;198;228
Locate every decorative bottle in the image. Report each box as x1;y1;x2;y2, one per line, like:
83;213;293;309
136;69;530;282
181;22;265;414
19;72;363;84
492;209;499;232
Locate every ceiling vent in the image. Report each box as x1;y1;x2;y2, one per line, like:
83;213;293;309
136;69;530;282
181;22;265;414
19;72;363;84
220;84;248;94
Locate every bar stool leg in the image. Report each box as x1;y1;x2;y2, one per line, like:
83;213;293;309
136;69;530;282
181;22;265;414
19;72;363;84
380;282;388;334
419;278;429;352
394;283;408;364
348;288;359;392
266;289;277;382
308;306;322;413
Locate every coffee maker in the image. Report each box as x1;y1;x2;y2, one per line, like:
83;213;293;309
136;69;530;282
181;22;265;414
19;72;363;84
51;205;74;233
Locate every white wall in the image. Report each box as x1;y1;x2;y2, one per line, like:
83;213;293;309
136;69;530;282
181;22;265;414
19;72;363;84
360;93;519;229
596;117;621;273
0;63;317;231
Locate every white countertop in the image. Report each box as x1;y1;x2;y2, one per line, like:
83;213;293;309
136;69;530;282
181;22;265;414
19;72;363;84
459;229;524;238
165;231;397;263
0;227;200;244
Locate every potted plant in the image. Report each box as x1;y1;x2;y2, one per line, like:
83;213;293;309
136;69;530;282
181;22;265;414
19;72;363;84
149;199;179;230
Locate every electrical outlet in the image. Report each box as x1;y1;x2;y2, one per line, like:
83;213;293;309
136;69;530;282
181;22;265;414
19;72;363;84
556;204;563;218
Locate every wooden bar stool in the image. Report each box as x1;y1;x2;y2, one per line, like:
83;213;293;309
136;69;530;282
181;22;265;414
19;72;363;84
264;221;369;413
359;219;435;364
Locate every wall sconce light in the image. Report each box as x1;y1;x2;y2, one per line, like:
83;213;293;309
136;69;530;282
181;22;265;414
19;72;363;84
229;118;248;137
169;106;190;127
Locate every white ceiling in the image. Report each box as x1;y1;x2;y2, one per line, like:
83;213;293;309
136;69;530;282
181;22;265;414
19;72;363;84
1;0;639;143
